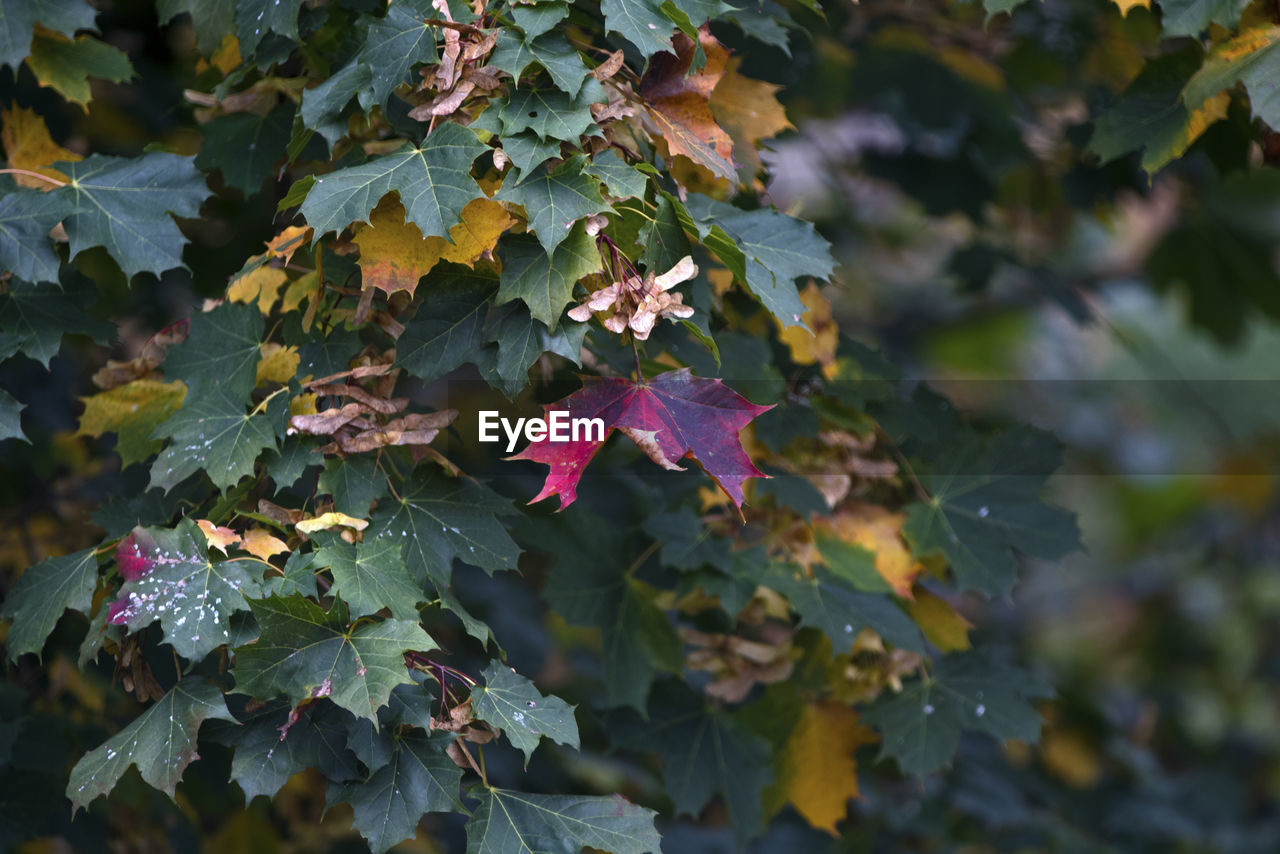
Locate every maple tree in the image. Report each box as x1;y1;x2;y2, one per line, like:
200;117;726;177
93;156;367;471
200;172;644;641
27;0;1280;850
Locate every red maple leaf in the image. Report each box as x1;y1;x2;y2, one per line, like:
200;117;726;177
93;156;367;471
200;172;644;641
509;369;772;513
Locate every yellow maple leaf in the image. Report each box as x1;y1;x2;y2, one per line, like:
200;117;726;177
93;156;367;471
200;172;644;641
196;519;240;554
440;197;516;265
823;504;923;597
352;196;443;296
195;34;242;76
770;701;877;834
710;57;793;171
239;528;289;562
76;379;186;438
281;271;319;314
778;282;838;379
353;196;515;296
1;103;81;188
906;587;972;652
256;342;300;386
1110;0;1150;14
228;266;289;314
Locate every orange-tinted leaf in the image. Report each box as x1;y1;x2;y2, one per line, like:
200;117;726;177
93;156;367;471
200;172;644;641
822;504;923;597
353;196;441;296
239;528;289;562
196;520;240;554
638;28;736;181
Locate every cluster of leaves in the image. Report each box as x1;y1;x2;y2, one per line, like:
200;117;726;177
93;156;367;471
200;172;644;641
0;0;1080;851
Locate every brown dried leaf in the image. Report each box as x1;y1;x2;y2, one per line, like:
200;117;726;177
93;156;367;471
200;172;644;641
591;50;625;82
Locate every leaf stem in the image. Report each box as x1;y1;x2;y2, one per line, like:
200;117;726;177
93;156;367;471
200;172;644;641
614;204;655;222
249;385;290;417
625;539;661;576
875;424;931;504
0;168;67;187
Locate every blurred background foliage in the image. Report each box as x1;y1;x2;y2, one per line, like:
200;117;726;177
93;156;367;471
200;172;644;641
4;0;1280;851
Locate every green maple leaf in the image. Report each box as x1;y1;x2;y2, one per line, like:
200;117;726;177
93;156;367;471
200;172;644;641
500;133;563;178
510;1;569;38
299;61;374;152
613;680;770;843
497;156;611;254
0;179;68;284
0;0;97;69
26;30;134;107
332;731;464;854
0;277;115;368
640;192;693;275
479;302;587;397
318;456;387;516
496;227;601;328
195;102;294;196
380;677;437;730
269;436;322;491
314;534;427;621
902;427;1079;597
149;386;276;492
363;0;437;103
684;195;834;328
218;699;359;801
66;677;235;811
1;548;98;663
601;0;674;58
465;788;661;854
396;265;497;383
156;0;235;55
497;84;602;142
490;30;588;97
299;123;487;240
0;389;24;443
1159;0;1250;39
110;520;262;661
235;0;305;56
766;561;923;652
1088;47;1218;176
584;151;650;200
640;510;733;572
369;470;521;588
54;153;210;280
862;650;1051;776
163;302;264;401
1185;26;1280;131
537;515;682;711
471;661;580;764
261;550;320;599
722;2;794;54
233;595;436;721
